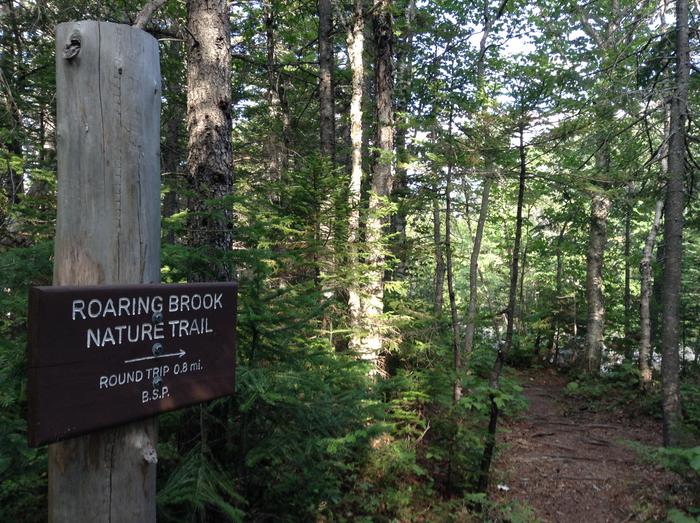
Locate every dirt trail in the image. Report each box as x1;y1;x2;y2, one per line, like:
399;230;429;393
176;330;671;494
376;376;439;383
490;369;679;522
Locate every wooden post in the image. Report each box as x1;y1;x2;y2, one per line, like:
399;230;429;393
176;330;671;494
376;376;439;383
49;21;160;522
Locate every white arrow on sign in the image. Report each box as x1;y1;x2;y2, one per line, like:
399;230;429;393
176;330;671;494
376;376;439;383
124;349;186;364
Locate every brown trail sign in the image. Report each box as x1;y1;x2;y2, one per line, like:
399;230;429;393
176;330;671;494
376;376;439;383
28;282;237;447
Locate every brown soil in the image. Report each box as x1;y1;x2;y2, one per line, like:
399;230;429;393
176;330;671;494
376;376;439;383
489;368;687;523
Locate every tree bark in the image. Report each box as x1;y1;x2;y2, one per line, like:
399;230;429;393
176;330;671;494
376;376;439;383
346;0;364;351
433;181;445;316
517;208;530;335
461;0;506;367
549;219;569;364
162;41;184;246
584;186;611;374
463;175;493;359
49;21;160;522
623;196;632;340
163;109;181;245
264;0;291;193
318;0;335;161
502;122;527;365
185;0;234;281
661;0;688;446
445;162;460;401
388;0;416;280
577;5;617;376
357;0;393;373
640;199;664;389
478;118;527;490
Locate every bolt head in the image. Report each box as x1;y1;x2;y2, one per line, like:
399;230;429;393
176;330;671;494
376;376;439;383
152;311;164;323
152;343;163;356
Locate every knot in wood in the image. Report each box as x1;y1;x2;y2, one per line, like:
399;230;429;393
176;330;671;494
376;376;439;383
64;32;81;60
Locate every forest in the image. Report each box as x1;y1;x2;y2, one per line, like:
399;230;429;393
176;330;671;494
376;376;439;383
1;0;700;521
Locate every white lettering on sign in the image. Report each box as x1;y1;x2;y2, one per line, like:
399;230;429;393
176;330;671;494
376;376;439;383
167;317;213;338
86;322;165;348
168;293;222;313
72;296;163;320
98;370;145;389
69;293;223;349
96;359;204;405
142;386;170;403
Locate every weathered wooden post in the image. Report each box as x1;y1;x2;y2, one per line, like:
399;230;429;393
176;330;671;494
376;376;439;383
49;21;161;522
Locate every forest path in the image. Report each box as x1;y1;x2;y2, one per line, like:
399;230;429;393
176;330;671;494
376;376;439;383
489;368;677;522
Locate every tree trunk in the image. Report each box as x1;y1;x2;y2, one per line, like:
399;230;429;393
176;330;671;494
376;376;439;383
49;21;160;522
163;110;181;245
358;0;393;373
576;6;618;376
478;119;527;490
584;185;611;374
661;0;688;446
346;0;364;351
640;199;664;389
504;124;527;360
549;220;569;364
162;41;184;246
388;0;416;280
433;167;445;316
623;197;632;340
517;209;530;335
463;175;493;359
318;0;335;161
185;0;234;281
0;2;25;208
264;0;290;193
461;0;505;367
445;162;460;401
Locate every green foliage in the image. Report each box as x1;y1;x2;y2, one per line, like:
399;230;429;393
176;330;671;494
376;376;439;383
564;362;644;407
646;446;700;478
681;384;700;436
157;443;246;522
668;508;700;523
0;242;53;522
631;444;700;521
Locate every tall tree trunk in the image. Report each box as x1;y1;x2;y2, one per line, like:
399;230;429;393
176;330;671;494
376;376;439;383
318;0;335;161
517;209;530;335
549;220;569;365
461;0;506;365
433;183;445;316
640;199;664;389
640;103;671;388
163;110;181;245
445;163;460;401
346;0;365;351
388;0;416;280
479;119;527;491
264;0;290;194
576;6;619;376
463;175;493;359
652;239;664;349
358;0;394;373
584;184;611;373
186;0;233;281
661;0;688;446
623;196;632;340
162;40;184;246
0;1;24;209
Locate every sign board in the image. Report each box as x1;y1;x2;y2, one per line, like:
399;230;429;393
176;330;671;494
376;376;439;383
27;282;237;447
